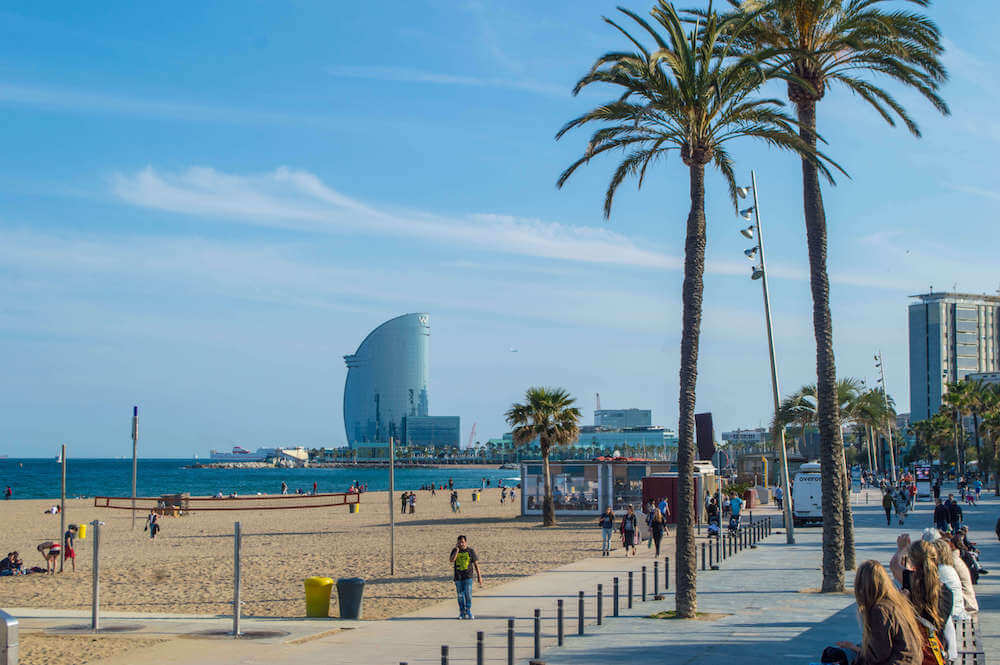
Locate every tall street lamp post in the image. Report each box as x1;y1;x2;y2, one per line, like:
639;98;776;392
738;170;795;545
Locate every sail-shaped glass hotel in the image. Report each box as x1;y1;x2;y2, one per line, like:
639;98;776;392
343;313;430;446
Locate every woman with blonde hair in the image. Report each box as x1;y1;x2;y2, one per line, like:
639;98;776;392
930;539;969;621
834;560;922;664
907;540;956;663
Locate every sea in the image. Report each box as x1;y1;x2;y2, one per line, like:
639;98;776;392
0;458;518;500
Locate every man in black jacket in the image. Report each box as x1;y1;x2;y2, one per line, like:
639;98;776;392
933;498;949;533
946;493;963;533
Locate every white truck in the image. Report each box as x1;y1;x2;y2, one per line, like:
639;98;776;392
792;462;823;526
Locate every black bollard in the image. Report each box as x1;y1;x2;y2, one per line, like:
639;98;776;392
442;645;449;665
665;557;670;591
720;535;726;560
557;599;564;646
477;631;484;665
597;584;603;625
701;542;706;571
578;591;584;636
613;577;619;617
628;571;633;609
641;566;647;602
507;618;515;665
653;560;659;598
533;609;541;659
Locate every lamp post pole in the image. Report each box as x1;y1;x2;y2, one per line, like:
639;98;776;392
389;436;395;576
131;406;139;530
876;351;897;483
748;170;795;544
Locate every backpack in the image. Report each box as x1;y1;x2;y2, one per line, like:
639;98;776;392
915;616;947;665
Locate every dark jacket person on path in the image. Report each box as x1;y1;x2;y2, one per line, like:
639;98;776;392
881;492;893;526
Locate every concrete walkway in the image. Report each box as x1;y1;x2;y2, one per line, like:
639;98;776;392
536;485;1000;665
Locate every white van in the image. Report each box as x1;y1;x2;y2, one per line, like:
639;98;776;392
792;462;823;526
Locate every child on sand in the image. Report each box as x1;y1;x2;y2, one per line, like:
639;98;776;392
37;541;60;573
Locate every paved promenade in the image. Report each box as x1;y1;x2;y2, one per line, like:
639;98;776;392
9;487;996;664
538;486;999;665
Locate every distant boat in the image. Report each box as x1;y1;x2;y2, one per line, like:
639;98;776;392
55;451;62;463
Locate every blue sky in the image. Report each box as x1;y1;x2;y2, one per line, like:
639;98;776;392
0;1;996;457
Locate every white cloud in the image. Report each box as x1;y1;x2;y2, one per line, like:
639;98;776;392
110;166;681;271
108;165;930;292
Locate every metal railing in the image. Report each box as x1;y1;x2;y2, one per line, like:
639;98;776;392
0;609;17;665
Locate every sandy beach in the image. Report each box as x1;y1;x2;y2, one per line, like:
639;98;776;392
0;489;602;620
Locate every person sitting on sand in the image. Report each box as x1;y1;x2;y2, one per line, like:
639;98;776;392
37;541;60;574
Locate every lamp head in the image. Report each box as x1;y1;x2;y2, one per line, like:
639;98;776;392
744;247;758;260
739;207;754;220
736;186;750;199
739;226;755;239
751;267;764;281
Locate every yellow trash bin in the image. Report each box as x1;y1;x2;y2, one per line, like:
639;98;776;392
304;577;334;617
78;524;87;540
349;503;359;514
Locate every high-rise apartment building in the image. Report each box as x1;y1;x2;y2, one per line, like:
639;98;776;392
909;292;1000;422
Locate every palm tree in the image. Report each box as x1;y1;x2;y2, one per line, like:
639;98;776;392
505;387;581;526
776;378;862;569
944;379;989;468
710;0;948;593
556;0;830;618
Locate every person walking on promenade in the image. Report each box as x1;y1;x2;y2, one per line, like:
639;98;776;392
973;477;983;500
932;477;941;500
933;498;949;534
408;491;416;514
648;509;665;557
280;481;288;495
401;491;409;515
946;494;963;534
881;491;893;526
3;486;10;500
892;487;909;526
832;560;922;665
774;484;783;511
598;507;614;556
449;535;482;620
620;504;638;557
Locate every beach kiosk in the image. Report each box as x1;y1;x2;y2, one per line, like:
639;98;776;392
519;458;675;517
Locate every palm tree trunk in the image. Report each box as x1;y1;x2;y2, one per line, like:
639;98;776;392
796;99;845;592
675;161;707;618
542;443;555;527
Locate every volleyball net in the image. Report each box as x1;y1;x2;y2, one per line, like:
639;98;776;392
93;492;361;514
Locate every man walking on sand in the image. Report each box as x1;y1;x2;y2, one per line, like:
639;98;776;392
450;535;483;620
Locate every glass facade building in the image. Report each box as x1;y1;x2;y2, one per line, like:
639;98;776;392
404;415;460;449
594;409;652;428
909;293;1000;421
343;313;430;448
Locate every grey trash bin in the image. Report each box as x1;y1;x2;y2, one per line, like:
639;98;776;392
336;577;365;619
